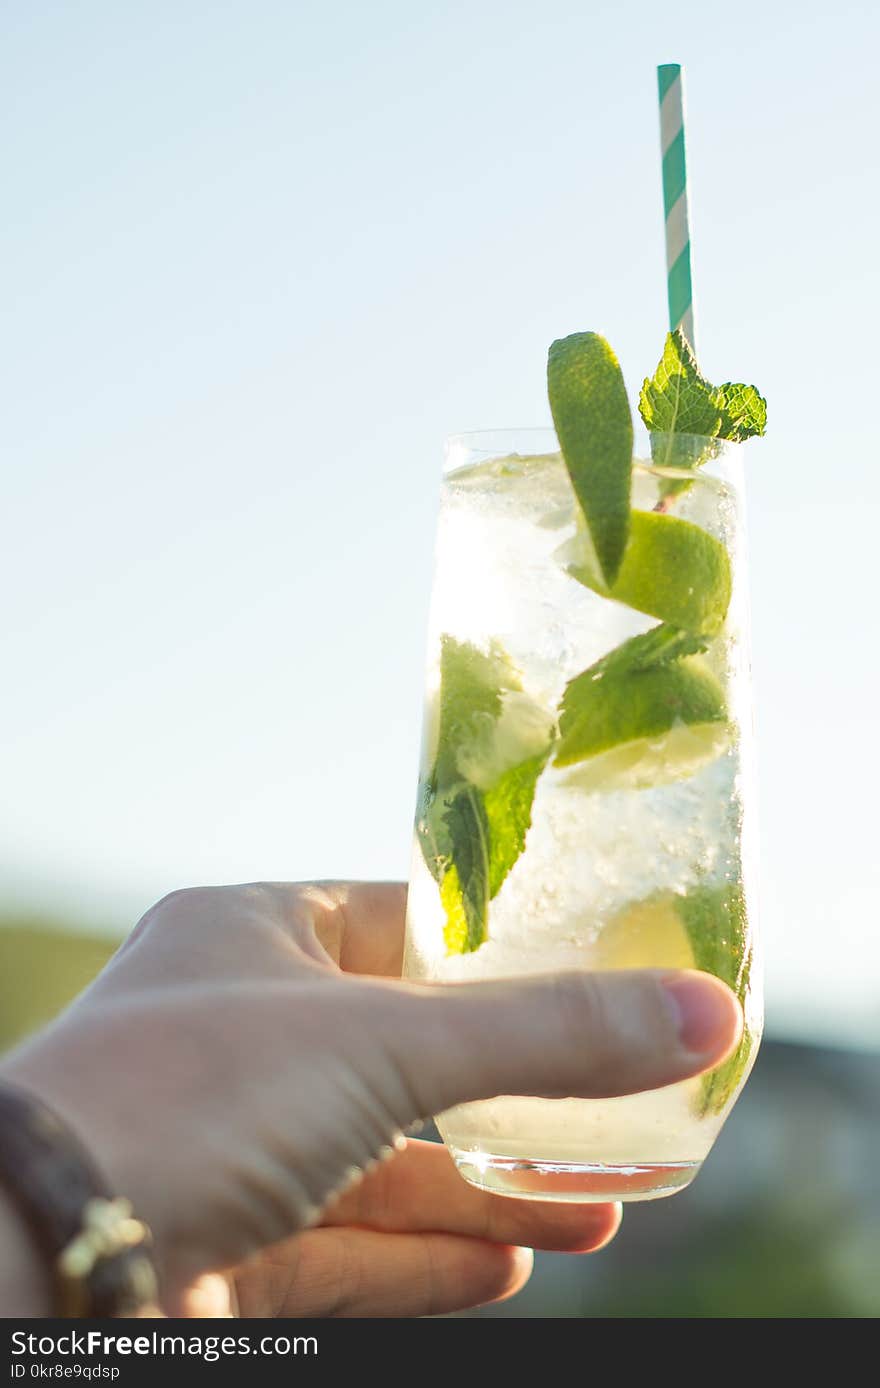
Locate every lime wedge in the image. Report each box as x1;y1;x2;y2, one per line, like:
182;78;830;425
547;333;633;587
593;895;695;971
560;509;732;636
558;720;732;793
554;655;730;792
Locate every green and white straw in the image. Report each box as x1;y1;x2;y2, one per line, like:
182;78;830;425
657;63;695;350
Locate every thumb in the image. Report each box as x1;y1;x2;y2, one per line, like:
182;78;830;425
376;969;742;1123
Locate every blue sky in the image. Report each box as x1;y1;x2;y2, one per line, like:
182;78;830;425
3;1;878;1045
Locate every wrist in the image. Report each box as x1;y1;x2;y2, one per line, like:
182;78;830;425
0;1053;200;1309
0;1186;51;1317
0;1071;160;1318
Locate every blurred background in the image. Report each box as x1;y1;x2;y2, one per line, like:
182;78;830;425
2;1;878;1316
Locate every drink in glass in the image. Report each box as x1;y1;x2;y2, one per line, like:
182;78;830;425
403;333;765;1202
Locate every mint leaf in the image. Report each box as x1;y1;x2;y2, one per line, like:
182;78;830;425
639;332;723;439
679;880;749;993
436;751;551;954
415;778;454;885
553;623;727;786
433;636;520;788
484;752;548;898
420;748;550;898
640;330;767;451
715;382;767;441
440;786;490;954
547;332;633;587
576;622;708;685
417;637;554;953
677;882;755;1116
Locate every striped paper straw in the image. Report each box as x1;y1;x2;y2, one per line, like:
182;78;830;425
657;63;695;350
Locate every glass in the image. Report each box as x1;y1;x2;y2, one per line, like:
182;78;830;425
403;428;762;1202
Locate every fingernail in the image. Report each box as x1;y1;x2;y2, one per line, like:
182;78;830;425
511;1247;535;1278
661;972;741;1057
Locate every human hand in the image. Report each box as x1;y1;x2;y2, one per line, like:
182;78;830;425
1;882;740;1316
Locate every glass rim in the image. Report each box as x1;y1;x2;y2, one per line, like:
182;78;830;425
443;427;749;482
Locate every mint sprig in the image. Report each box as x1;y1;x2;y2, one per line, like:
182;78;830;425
639;330;766;470
416;637;553;953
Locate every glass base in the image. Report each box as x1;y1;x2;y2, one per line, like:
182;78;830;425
451;1148;702;1203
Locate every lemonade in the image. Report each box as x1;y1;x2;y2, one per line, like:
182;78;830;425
403;333;765;1202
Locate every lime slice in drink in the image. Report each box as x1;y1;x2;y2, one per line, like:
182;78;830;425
559;509;732;636
592;895;695;971
554;654;731;792
547;332;634;587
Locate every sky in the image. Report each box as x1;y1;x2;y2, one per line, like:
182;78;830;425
3;0;879;1047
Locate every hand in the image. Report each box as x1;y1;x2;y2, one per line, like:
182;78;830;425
1;882;740;1316
221;1137;623;1318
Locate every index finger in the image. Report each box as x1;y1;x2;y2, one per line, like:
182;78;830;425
322;1137;622;1252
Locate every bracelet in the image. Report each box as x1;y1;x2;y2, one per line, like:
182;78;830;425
0;1082;159;1317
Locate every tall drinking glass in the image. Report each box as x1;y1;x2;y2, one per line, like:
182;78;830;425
403;429;762;1202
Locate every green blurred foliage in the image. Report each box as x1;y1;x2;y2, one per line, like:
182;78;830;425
588;1209;879;1318
0;918;120;1053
